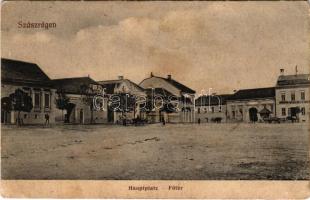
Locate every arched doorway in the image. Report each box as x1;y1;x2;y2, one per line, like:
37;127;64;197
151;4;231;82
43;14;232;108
249;107;258;122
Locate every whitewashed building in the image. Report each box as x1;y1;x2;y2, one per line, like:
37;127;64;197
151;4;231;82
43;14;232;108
139;73;196;123
226;87;276;122
98;76;146;123
1;58;56;124
275;70;310;122
195;94;232;123
53;77;108;124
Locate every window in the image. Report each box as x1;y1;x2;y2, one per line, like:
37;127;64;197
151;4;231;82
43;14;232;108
281;93;286;101
197;108;200;114
288;108;291;116
211;106;214;113
301;107;305;115
301;91;305;100
232;111;235;119
34;114;38;119
219;105;222;112
204;107;207;113
291;92;295;101
24;114;27;119
281;108;286;116
44;93;50;108
34;92;41;108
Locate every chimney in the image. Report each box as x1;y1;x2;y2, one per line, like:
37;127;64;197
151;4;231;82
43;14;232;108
167;74;172;80
118;75;124;80
233;90;237;93
150;72;154;77
280;69;284;76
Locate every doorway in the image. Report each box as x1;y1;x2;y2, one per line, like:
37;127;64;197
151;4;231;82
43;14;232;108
249;107;258;122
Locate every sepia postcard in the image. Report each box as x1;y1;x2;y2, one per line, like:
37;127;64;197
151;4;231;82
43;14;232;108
1;1;310;199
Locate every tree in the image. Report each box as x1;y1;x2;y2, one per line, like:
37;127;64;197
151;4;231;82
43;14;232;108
55;90;70;122
8;89;33;125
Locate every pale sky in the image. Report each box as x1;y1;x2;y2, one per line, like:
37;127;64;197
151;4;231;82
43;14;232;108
1;1;309;94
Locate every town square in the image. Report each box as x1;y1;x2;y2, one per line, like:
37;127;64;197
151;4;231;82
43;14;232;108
2;123;309;180
1;1;309;182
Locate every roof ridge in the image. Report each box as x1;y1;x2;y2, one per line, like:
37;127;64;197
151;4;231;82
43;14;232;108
1;57;37;65
53;76;93;81
236;87;275;91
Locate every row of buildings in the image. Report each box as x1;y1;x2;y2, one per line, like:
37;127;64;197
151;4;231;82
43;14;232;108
1;58;309;125
196;70;310;123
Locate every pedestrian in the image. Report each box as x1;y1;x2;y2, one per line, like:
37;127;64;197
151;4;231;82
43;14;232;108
122;115;127;126
45;113;50;126
162;117;166;126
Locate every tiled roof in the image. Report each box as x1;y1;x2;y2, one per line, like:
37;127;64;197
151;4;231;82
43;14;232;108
140;75;195;94
1;58;52;87
164;78;195;94
52;77;99;94
98;79;144;94
228;87;275;101
195;94;232;106
277;74;310;86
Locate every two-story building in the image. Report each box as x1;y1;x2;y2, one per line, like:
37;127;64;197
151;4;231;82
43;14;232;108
275;70;310;122
139;73;196;123
53;77;107;124
1;58;56;124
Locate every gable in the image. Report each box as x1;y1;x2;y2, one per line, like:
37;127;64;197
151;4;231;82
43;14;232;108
140;77;181;97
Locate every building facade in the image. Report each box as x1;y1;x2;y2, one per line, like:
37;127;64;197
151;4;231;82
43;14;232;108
99;76;146;123
1;58;56;124
226;87;275;122
275;71;310;122
53;77;108;124
195;94;232;123
139;73;196;123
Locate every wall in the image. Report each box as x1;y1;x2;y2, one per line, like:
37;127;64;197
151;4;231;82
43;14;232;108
275;86;310;122
226;99;275;122
195;104;227;123
1;83;56;124
54;94;108;124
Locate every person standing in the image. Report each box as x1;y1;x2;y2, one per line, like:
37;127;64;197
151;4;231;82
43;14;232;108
162;116;166;126
45;113;50;126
